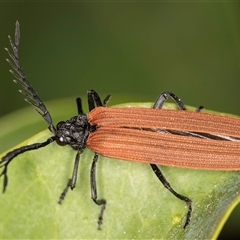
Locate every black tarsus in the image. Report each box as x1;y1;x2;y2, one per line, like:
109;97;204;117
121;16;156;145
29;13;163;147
151;91;192;229
58;179;72;204
58;152;81;204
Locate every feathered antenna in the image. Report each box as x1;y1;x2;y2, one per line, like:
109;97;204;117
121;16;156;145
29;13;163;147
5;21;56;134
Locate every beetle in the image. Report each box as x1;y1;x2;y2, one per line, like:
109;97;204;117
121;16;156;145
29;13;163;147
1;21;240;229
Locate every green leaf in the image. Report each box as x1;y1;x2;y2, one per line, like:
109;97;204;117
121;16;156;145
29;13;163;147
0;99;240;239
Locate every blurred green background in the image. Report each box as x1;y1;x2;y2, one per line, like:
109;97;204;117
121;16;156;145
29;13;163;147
0;2;240;239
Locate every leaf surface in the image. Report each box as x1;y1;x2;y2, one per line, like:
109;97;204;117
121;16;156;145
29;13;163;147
0;100;239;239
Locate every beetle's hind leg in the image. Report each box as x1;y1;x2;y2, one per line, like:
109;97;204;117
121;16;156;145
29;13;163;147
150;91;192;229
90;153;106;229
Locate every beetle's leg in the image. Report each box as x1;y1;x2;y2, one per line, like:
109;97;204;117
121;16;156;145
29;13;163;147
150;92;192;229
76;97;83;114
58;151;81;204
102;95;111;107
86;90;110;229
87;89;111;111
196;105;204;112
87;90;103;111
149;164;192;229
155;91;204;113
90;153;106;229
153;91;186;110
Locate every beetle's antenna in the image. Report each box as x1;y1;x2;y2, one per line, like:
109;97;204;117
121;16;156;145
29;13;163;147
5;21;56;134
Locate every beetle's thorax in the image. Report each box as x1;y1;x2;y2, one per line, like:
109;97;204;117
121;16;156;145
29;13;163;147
55;114;95;151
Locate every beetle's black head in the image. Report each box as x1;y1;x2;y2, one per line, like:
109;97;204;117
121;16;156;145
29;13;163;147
55;114;92;151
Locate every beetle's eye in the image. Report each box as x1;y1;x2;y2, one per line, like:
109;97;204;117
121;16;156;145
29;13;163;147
56;136;67;146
